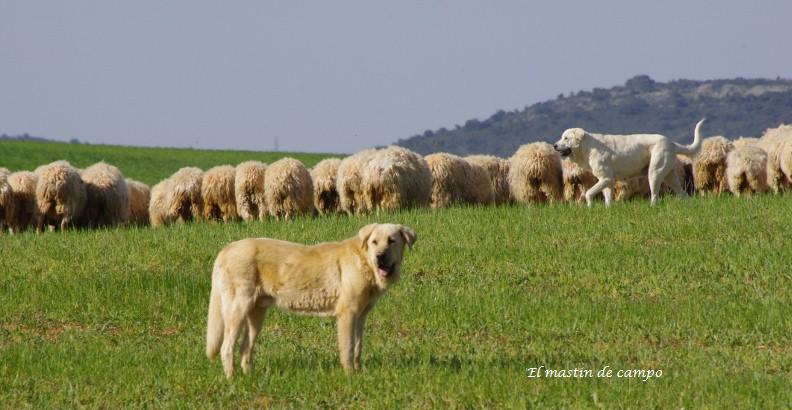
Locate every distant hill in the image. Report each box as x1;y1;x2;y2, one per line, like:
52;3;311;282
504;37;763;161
0;133;77;144
396;75;792;157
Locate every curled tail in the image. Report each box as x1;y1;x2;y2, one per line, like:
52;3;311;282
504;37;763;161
676;119;706;157
206;267;224;360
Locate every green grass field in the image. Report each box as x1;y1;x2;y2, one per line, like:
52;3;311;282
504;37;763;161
1;141;792;407
0;139;336;185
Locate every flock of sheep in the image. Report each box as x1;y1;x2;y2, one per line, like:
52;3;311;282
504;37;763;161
1;124;790;234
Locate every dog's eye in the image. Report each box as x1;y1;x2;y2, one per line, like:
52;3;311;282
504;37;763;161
372;239;378;246
387;237;395;244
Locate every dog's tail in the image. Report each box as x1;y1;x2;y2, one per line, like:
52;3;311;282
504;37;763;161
206;262;224;360
675;119;705;157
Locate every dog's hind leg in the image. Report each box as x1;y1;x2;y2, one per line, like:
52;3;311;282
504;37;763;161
220;291;255;378
240;305;268;375
648;148;674;205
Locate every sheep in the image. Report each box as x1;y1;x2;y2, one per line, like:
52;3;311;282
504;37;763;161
693;136;733;195
360;146;433;212
148;180;170;228
126;179;150;226
167;167;204;223
337;148;378;215
424;153;469;208
4;171;39;233
311;158;343;215
759;125;792;192
726;145;769;197
0;169;10;233
676;155;695;195
264;157;314;219
424;152;491;208
613;175;650;202
35;160;86;231
234;161;267;222
465;155;512;205
79;162;130;228
468;161;495;205
202;165;238;223
561;158;597;203
613;158;690;202
509;142;563;205
733;137;760;149
149;167;204;228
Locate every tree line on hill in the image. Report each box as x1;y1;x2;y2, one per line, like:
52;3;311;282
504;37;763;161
396;75;792;157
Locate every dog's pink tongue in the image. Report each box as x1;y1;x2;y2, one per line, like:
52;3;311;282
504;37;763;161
377;268;390;277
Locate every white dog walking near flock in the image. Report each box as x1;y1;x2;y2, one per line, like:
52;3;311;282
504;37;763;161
553;119;706;206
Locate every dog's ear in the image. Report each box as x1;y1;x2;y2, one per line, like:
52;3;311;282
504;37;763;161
358;223;377;247
566;128;586;147
399;225;417;249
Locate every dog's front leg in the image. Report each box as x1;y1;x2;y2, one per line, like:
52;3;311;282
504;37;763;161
336;313;357;374
353;306;372;371
585;177;613;207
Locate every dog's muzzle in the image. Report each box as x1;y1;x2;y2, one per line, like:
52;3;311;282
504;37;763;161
376;253;395;278
553;144;572;157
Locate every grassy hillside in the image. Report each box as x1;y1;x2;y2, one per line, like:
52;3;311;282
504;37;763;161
0;140;338;185
2;197;791;407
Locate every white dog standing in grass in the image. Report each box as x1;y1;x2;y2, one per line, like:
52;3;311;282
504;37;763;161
553;119;706;206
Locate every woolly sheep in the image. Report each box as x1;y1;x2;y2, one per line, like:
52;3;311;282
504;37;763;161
35;160;86;231
726;145;769;196
613;158;689;202
337;148;378;215
264;157;314;219
759;125;792;192
0;168;10;233
202;165;238;223
509;142;563;204
360;146;433;212
311;158;342;215
168;167;204;223
676;155;695;195
148;180;170;228
561;158;597;203
425;152;490;208
693;136;733;195
732;137;760;149
126;179;150;226
4;171;39;233
235;161;267;221
467;161;495;205
465;155;512;205
80;162;130;228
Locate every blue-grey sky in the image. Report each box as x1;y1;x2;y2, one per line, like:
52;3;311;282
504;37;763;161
1;1;790;153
